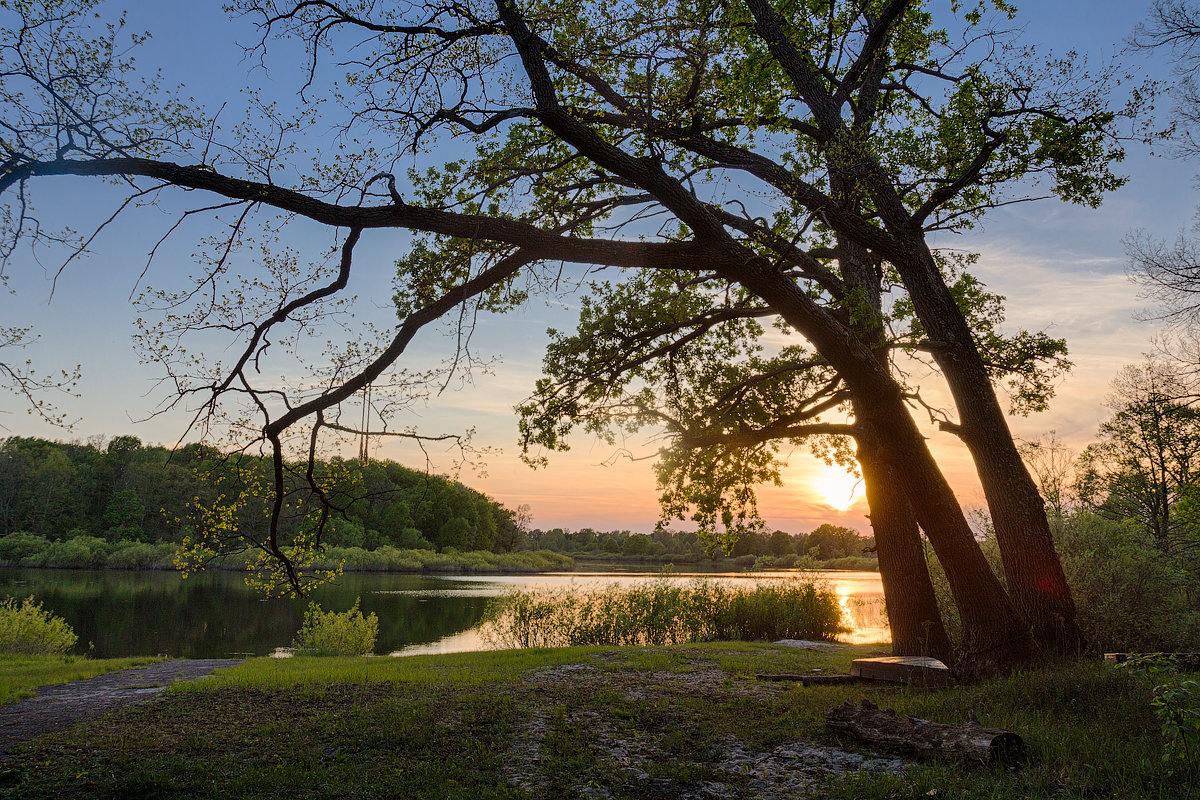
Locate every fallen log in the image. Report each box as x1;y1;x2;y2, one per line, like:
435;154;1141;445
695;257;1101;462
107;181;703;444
825;699;1025;767
756;673;864;686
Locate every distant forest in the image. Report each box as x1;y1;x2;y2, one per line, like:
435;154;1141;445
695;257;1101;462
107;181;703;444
523;524;876;566
0;435;518;553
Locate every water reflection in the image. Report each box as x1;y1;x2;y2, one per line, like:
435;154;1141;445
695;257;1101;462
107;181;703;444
0;567;887;658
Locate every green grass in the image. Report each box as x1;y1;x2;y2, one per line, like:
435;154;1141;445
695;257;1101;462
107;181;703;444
0;655;163;704
0;644;1194;798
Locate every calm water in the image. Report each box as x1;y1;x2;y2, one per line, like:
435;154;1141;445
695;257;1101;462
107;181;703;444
0;566;886;658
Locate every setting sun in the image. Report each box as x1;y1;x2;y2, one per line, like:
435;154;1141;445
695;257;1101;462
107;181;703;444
812;465;865;511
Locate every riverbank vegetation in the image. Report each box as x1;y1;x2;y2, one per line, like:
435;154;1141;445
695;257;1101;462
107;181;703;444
0;532;574;574
292;601;379;657
0;436;873;577
480;578;845;648
523;524;879;571
0;644;1194;798
0;596;76;655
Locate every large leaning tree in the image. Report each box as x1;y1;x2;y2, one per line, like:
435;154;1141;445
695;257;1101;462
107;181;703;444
0;0;1139;668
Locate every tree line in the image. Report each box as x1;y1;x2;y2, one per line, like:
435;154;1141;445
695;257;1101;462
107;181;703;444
522;523;875;564
0;436;519;554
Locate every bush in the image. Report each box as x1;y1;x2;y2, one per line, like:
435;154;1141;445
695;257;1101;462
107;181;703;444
0;597;78;655
106;541;173;569
0;532;51;564
1053;513;1200;652
1118;655;1200;776
32;536;112;568
292;599;378;656
820;556;879;571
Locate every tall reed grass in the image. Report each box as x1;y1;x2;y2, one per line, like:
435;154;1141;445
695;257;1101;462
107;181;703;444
479;578;846;648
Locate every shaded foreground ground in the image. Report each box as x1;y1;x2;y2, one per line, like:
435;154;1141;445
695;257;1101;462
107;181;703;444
0;660;241;757
0;643;1190;799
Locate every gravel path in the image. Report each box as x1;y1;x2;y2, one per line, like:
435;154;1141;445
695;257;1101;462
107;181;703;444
0;659;241;757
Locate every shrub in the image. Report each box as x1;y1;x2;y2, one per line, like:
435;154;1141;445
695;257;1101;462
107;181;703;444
106;541;167;569
820;556;879;571
0;532;51;564
1053;513;1200;652
0;597;78;655
1118;655;1200;776
292;599;378;656
33;536;112;568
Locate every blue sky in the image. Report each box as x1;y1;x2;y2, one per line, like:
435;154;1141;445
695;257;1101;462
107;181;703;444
0;0;1191;533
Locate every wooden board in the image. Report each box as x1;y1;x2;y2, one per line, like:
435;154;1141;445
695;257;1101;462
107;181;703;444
850;656;955;687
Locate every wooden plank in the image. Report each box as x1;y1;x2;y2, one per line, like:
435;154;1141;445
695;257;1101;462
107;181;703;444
850;656;955;687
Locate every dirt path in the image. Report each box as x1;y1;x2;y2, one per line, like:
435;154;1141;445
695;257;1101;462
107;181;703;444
0;659;241;758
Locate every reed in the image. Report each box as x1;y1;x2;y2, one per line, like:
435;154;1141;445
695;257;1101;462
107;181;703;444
479;577;846;648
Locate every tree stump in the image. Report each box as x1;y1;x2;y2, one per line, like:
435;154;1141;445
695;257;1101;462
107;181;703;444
824;699;1025;767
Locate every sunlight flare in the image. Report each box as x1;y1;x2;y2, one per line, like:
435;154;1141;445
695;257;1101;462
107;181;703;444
812;465;865;511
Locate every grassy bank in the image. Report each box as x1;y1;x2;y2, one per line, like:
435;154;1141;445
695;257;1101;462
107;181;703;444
0;655;162;704
0;644;1193;798
0;534;574;574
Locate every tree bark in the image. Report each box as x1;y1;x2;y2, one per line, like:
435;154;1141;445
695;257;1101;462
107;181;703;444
893;242;1083;653
825;699;1026;767
836;231;952;665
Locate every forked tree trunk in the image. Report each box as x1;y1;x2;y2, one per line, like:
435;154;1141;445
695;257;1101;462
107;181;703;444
738;264;1034;675
853;401;1032;677
857;435;953;664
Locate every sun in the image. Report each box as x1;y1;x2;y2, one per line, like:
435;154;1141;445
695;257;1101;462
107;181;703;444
812;465;865;511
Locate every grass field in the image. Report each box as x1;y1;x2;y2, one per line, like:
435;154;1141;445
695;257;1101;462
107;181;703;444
0;644;1193;799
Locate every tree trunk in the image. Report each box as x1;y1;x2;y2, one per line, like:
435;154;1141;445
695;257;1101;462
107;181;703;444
893;242;1082;653
836;233;952;665
854;401;1032;677
857;434;953;664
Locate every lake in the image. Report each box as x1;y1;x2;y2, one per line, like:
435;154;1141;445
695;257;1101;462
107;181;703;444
0;566;887;658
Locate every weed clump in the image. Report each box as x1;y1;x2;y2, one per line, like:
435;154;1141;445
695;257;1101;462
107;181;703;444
0;596;78;655
292;599;378;656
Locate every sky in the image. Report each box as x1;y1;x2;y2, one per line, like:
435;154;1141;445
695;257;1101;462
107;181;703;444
0;0;1190;534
